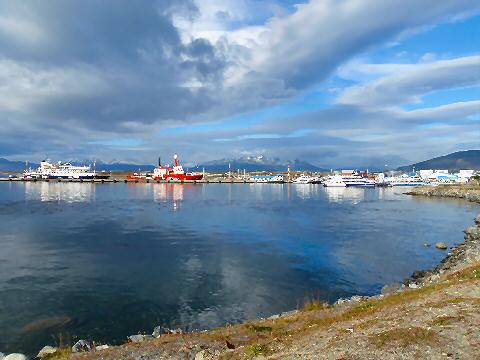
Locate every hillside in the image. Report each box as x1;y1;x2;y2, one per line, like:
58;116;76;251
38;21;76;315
0;158;38;172
398;150;480;172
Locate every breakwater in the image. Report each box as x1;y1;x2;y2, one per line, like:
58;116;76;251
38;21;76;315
405;184;480;203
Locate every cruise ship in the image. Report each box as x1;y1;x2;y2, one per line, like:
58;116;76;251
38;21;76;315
24;160;103;180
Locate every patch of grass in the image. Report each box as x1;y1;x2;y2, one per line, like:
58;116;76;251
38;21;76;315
43;349;72;360
447;264;480;281
302;299;331;312
343;301;378;317
246;324;273;333
431;315;462;327
370;327;440;348
447;297;467;304
247;343;271;357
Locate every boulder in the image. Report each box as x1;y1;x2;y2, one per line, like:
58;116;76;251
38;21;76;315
195;350;207;360
381;283;402;295
128;334;154;343
95;345;109;351
412;270;427;279
152;326;163;338
475;214;480;225
435;242;448;250
465;226;480;241
4;355;28;360
72;340;92;353
36;346;57;358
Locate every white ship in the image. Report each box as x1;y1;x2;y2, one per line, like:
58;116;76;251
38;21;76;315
385;173;426;186
323;172;375;187
323;175;346;187
293;174;314;184
24;160;99;180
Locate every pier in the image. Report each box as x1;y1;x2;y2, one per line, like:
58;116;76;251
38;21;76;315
0;177;258;184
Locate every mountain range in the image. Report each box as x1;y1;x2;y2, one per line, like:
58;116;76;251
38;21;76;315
397;150;480;172
195;155;326;172
1;150;478;173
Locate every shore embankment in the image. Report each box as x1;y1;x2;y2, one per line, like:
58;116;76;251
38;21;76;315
4;185;480;360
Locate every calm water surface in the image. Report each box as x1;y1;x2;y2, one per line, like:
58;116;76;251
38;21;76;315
0;182;478;354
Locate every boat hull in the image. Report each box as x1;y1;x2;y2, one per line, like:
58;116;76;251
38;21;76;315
153;173;203;181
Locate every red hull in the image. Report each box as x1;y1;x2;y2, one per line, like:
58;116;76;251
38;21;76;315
153;173;203;181
127;174;147;181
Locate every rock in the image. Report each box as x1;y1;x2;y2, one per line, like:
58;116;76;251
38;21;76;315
334;298;347;305
465;226;480;240
128;334;154;343
435;242;448;250
267;314;280;320
4;355;28;360
36;346;57;358
95;345;109;351
475;214;480;225
152;326;162;338
349;295;363;303
412;270;427;279
381;283;402;295
195;350;207;360
72;339;92;353
0;353;4;360
195;350;216;360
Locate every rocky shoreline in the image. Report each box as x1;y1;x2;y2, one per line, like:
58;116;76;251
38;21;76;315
2;185;480;360
402;185;480;286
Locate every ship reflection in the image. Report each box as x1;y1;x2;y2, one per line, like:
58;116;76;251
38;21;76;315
25;182;95;203
152;183;185;210
292;184;322;199
323;187;365;204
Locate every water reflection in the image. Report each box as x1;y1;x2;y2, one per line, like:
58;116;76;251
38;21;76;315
324;187;365;204
292;184;318;199
24;182;95;203
152;183;185;211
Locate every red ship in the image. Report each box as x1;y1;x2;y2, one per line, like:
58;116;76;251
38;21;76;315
127;172;149;181
152;154;203;181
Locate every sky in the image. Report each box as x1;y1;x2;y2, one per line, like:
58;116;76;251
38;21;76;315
0;0;479;168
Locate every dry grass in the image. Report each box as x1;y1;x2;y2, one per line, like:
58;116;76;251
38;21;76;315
247;343;271;357
369;327;440;348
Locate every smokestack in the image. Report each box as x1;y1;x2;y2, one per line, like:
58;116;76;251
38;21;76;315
158;156;161;167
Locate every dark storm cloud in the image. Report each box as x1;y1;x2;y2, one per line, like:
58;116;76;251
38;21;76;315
0;0;225;130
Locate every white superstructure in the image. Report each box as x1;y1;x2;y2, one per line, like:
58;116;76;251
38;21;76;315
24;160;96;180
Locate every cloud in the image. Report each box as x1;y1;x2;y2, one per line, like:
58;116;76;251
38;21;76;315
338;56;480;107
0;0;478;166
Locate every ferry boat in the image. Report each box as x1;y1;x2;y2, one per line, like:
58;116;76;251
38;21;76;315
24;160;103;180
385;174;426;187
250;175;285;183
152;154;203;181
323;175;346;187
323;172;375;187
293;174;313;184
